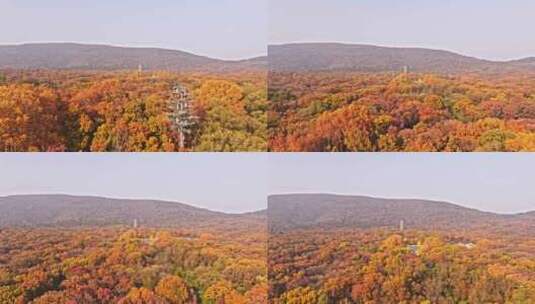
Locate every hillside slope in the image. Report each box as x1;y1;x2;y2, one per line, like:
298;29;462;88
0;43;266;72
0;194;265;228
268;43;535;73
268;194;533;232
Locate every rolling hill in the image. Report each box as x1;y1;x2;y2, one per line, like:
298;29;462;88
0;194;266;228
268;43;535;73
268;193;535;232
0;43;266;72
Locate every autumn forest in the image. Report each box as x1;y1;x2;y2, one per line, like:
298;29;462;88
3;0;535;303
0;69;266;152
268;71;535;152
269;228;535;303
7;66;535;152
0;195;268;304
3;42;535;151
267;43;535;152
2;193;534;303
268;194;535;304
0;227;267;304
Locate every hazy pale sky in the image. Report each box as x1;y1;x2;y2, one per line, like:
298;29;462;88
269;153;535;214
0;0;267;60
270;0;535;61
0;153;267;213
2;154;533;214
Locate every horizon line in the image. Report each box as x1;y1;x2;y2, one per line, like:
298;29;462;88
4;41;535;63
268;40;535;62
0;41;268;62
4;192;533;216
0;193;265;215
268;192;535;215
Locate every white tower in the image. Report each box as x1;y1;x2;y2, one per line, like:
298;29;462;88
168;84;198;149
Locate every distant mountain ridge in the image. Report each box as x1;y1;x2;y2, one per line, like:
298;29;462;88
0;194;266;228
268;43;535;73
3;194;532;232
268;194;535;232
0;43;266;72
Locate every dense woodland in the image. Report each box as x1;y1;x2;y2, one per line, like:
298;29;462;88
0;70;266;152
2;194;534;303
5;69;535;152
269;72;535;151
0;226;267;304
269;228;535;304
